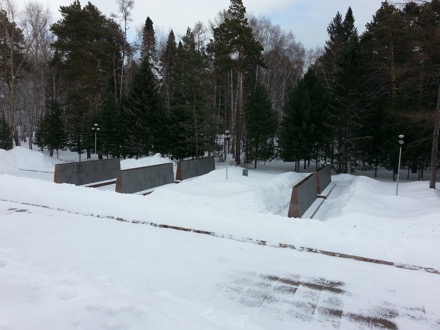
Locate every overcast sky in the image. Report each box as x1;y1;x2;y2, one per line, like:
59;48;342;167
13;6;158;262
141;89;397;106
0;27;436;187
17;0;386;49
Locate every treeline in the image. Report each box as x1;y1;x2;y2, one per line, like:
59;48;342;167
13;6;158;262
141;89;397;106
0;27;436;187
279;1;440;176
0;0;302;165
0;0;439;176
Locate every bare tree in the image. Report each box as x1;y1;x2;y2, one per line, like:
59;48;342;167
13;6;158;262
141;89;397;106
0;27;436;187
0;0;52;146
0;0;25;146
21;1;52;148
193;21;209;52
112;0;134;101
250;15;306;122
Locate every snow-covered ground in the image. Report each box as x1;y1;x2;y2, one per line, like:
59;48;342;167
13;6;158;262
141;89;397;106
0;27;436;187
1;147;439;329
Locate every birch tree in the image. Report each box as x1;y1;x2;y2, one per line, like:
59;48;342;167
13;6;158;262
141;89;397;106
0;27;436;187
0;0;26;146
21;1;52;148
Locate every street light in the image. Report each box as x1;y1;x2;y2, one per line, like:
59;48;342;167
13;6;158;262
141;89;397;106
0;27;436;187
91;123;100;155
396;134;404;196
225;130;230;180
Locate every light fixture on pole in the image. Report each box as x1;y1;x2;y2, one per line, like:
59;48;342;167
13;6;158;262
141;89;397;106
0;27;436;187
91;123;100;154
225;130;230;180
396;134;404;196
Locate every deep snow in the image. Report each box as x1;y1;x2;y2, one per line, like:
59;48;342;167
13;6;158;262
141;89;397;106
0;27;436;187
0;147;439;329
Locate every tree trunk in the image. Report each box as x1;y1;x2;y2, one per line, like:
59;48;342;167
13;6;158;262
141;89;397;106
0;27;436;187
193;93;198;158
234;71;243;165
390;43;397;99
429;83;440;189
254;144;258;169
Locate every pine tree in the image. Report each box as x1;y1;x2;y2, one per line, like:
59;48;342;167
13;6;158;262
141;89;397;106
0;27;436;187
46;102;66;157
140;17;160;78
123;57;166;157
167;28;213;160
105;19;128;102
98;94;124;158
34;101;66;157
332;8;362;173
361;2;408;105
303;68;330;165
141;17;155;60
209;0;264;165
279;75;314;170
278;68;329;170
245;84;276;168
316;7;363;173
34;116;47;152
359;1;439;178
50;1;125;156
0;116;13;150
317;11;344;88
160;30;177;111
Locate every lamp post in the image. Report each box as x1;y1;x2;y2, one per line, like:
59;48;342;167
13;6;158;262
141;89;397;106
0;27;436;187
225;130;230;180
91;123;100;155
396;134;404;196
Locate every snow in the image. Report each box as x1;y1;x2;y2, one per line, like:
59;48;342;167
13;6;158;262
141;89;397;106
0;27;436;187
1;146;440;329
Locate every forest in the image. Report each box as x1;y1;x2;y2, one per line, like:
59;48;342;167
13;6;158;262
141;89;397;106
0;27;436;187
0;0;439;178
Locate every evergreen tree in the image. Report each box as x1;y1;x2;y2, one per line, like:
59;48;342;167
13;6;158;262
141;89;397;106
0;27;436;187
34;116;47;152
105;19;128;102
317;11;344;88
140;17;160;78
359;1;439;177
168;28;213;160
279;74;314;170
245;84;276;168
304;68;331;165
356;3;408;175
316;7;363;173
361;2;408;106
332;8;362;173
0;116;13;150
401;1;440;111
123;57;166;157
141;17;155;60
209;0;264;165
160;30;177;111
46;101;66;157
278;68;329;170
50;1;124;156
98;94;124;158
34;101;66;157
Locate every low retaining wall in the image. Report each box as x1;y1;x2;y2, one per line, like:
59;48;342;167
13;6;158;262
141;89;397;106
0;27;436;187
54;159;121;185
115;163;174;194
316;165;332;194
288;173;317;218
176;156;215;181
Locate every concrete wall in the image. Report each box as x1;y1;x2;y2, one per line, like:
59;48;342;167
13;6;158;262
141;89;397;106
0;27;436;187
54;159;120;185
288;173;317;218
115;163;174;194
175;156;215;181
316;165;332;194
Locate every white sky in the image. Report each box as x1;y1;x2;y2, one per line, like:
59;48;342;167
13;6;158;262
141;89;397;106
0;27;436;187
15;0;387;49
